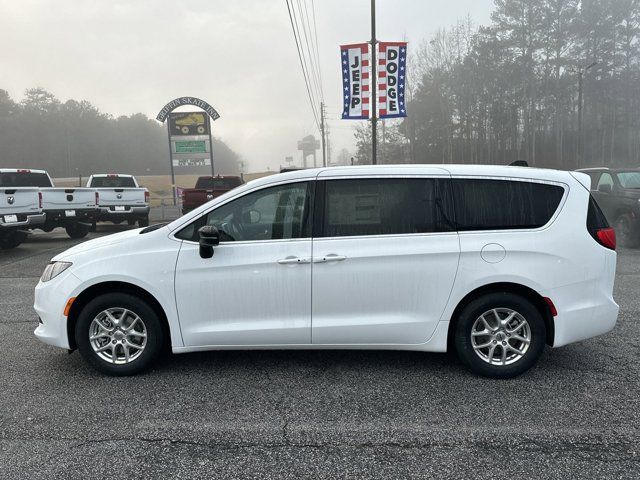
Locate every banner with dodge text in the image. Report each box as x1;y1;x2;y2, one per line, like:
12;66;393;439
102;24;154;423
341;43;370;119
378;42;408;118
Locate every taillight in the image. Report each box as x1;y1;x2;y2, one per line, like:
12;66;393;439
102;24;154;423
596;227;616;250
144;190;150;202
38;191;43;209
95;191;100;206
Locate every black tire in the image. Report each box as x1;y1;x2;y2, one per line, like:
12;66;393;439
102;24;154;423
65;223;90;239
138;216;150;227
615;214;640;249
75;293;164;376
127;219;136;226
455;292;546;379
0;230;27;249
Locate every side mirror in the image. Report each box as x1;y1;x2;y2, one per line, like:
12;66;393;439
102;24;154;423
598;184;612;194
198;225;220;259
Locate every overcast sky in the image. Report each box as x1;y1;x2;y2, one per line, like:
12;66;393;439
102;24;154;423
1;0;494;172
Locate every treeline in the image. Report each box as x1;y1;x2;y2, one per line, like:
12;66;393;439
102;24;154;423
356;0;640;170
0;88;240;177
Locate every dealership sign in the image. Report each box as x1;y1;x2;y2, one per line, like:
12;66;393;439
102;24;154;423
339;41;408;120
340;43;370;120
378;42;407;118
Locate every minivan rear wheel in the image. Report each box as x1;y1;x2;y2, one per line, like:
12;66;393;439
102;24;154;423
75;293;164;376
454;292;546;378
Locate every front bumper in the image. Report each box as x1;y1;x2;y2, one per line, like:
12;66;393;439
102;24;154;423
33;271;83;350
0;212;46;229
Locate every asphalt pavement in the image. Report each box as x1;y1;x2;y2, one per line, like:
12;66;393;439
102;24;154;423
1;226;639;479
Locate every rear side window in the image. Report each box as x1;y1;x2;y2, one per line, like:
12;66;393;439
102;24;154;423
90;176;136;188
587;194;610;239
452;179;565;231
320;178;455;237
0;172;51;187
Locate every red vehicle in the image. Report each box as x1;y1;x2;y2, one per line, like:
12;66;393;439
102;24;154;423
181;175;243;214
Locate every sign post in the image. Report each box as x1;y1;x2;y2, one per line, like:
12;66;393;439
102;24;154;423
156;97;220;205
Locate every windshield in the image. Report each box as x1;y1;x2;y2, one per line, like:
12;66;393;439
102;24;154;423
617;172;640;189
195;177;242;190
91;176;137;188
0;172;51;187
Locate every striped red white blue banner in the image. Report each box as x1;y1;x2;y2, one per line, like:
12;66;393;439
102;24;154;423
377;42;408;119
340;43;370;120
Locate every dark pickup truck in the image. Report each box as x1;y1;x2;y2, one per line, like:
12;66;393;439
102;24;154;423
577;168;640;247
181;176;243;214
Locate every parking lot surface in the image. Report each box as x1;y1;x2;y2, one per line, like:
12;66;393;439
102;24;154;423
1;228;639;479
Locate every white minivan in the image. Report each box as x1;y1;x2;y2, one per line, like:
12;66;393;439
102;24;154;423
34;165;619;378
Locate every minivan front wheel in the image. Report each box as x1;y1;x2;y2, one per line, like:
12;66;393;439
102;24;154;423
455;292;545;378
75;293;164;376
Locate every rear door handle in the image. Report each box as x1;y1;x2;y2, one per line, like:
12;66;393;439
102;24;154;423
277;256;311;265
313;254;347;263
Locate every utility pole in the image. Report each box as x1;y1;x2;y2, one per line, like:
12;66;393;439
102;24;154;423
320;101;327;167
370;0;377;165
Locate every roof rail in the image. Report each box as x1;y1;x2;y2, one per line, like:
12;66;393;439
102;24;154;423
509;160;529;167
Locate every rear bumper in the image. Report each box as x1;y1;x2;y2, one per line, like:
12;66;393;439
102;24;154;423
43;209;99;224
97;205;149;219
0;212;46;228
550;281;619;348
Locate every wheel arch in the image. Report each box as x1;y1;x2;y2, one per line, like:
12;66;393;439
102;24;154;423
66;281;171;351
446;282;555;352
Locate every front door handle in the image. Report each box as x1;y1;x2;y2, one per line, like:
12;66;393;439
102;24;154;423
313;254;347;263
277;256;311;265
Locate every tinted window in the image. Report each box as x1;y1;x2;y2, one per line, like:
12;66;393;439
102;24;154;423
587;194;610;241
616;171;640;189
176;182;311;242
0;172;51;187
320;178;454;237
90;176;137;188
195;177;242;190
596;173;614;190
452;179;564;231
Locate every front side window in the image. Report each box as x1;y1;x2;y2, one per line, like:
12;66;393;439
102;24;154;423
320;178;454;237
452;179;565;231
176;182;311;242
597;173;614;190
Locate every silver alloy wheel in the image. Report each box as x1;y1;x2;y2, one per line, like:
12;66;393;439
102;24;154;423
470;308;531;366
89;308;147;365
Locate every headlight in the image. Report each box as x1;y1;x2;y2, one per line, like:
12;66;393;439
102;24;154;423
41;261;72;282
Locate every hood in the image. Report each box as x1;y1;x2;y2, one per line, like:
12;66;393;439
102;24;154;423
53;228;145;261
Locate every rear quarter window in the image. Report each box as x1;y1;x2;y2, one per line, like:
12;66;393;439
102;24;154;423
452;178;565;231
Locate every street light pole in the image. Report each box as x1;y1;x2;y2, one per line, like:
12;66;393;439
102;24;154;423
370;0;377;165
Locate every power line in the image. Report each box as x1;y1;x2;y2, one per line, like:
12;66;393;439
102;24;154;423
310;0;324;101
294;0;323;105
286;0;320;129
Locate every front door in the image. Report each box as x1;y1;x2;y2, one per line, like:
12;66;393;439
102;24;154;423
174;181;313;347
311;176;460;345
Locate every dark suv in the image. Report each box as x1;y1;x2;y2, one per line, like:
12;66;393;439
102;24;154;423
577;168;640;247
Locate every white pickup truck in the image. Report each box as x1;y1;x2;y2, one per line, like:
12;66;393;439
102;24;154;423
1;169;99;239
86;174;150;228
0;170;46;249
